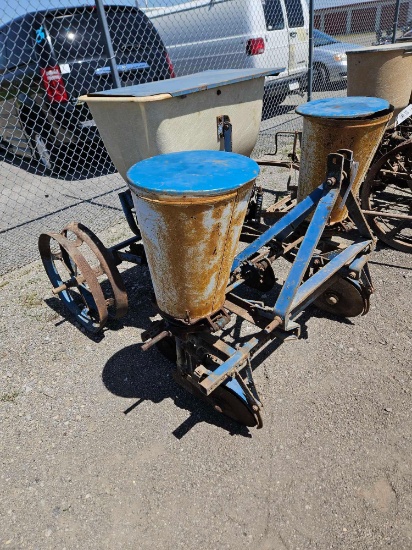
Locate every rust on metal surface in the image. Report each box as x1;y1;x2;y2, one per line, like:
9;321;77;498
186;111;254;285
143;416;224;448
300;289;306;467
141;330;172;351
62;222;128;319
298;113;392;223
360;137;412;252
133;181;254;321
361;209;412;220
39;231;109;329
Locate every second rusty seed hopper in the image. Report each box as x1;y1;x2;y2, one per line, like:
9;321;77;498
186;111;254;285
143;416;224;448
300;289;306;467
346;43;412;252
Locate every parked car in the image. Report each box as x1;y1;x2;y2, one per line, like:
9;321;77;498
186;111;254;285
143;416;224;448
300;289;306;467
0;5;174;172
144;0;309;106
312;29;362;90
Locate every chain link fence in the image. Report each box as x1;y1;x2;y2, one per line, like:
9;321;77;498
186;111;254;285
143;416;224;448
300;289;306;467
0;0;410;274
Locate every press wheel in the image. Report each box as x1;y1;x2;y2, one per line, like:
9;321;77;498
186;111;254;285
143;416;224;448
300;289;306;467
62;222;128;320
314;277;368;317
38;232;109;332
361;139;412;252
174;370;262;428
209;379;261;428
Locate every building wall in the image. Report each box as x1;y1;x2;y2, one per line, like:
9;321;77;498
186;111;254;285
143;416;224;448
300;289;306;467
315;0;412;35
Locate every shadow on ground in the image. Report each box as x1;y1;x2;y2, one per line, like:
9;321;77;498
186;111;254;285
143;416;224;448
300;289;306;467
0;140;116;181
102;343;253;439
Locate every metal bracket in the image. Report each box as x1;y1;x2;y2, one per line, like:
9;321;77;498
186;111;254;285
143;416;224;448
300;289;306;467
217;115;232;152
118;189;140;237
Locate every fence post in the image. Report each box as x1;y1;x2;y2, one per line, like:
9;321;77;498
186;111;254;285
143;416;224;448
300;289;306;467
94;0;122;88
307;0;315;102
392;0;402;42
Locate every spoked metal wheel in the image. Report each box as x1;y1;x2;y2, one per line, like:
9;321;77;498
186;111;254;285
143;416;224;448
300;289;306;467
39;232;108;332
361;139;412;252
39;223;127;333
62;222;128;321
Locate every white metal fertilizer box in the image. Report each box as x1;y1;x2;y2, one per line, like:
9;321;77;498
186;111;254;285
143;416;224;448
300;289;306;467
80;68;281;181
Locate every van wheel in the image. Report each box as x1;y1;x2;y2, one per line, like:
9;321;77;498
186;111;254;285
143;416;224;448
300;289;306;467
313;64;329;91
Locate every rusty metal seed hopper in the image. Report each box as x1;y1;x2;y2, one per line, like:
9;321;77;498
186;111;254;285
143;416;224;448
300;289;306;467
347;43;412;123
38;74;387;430
346;44;412;252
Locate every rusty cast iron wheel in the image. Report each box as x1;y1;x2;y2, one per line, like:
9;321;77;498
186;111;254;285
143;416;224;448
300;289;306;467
38;232;108;332
313;277;368;318
361;139;412;252
62;222;128;320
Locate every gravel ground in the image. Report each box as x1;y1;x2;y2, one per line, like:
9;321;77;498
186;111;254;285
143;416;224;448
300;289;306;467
1;165;411;550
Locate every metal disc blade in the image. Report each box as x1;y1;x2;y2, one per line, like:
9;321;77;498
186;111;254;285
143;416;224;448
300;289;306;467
173;372;260;428
314;277;366;317
210;380;259;427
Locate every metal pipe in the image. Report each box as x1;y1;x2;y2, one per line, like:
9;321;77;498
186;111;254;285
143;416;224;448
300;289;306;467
94;0;122;88
307;0;315;101
141;330;171;352
361;209;412;220
392;0;402;43
108;235;142;252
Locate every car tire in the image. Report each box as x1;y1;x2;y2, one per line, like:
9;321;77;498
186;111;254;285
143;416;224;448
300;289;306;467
313;64;329;91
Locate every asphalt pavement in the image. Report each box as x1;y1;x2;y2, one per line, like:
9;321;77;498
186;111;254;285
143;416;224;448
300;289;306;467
1;164;411;549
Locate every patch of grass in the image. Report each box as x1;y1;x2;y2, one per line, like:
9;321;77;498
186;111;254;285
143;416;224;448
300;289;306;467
1;391;20;403
21;291;43;308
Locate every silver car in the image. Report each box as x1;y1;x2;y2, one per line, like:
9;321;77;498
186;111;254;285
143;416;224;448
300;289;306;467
313;29;362;90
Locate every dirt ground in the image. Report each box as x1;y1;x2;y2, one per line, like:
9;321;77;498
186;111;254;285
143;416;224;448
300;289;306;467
1;167;411;549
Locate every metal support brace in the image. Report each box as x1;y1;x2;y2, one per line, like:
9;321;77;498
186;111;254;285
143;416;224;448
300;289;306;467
232;183;326;271
199;150;375;396
273;154;345;328
289;240;371;317
217;115;232;152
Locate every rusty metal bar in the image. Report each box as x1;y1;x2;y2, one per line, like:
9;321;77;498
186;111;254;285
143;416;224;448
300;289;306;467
141;330;172;352
52;274;86;294
199;317;282;395
361;209;412;220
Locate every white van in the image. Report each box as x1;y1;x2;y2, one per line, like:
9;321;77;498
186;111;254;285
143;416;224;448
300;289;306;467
144;0;309;104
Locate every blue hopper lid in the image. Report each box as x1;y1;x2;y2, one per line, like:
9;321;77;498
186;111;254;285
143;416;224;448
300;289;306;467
127;150;259;197
296;97;392;119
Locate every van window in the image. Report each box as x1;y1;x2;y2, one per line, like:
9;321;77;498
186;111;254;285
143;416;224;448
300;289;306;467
0;32;6;69
45;12;104;62
6;20;33;67
262;0;285;31
284;0;304;28
45;8;159;63
107;10;162;52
